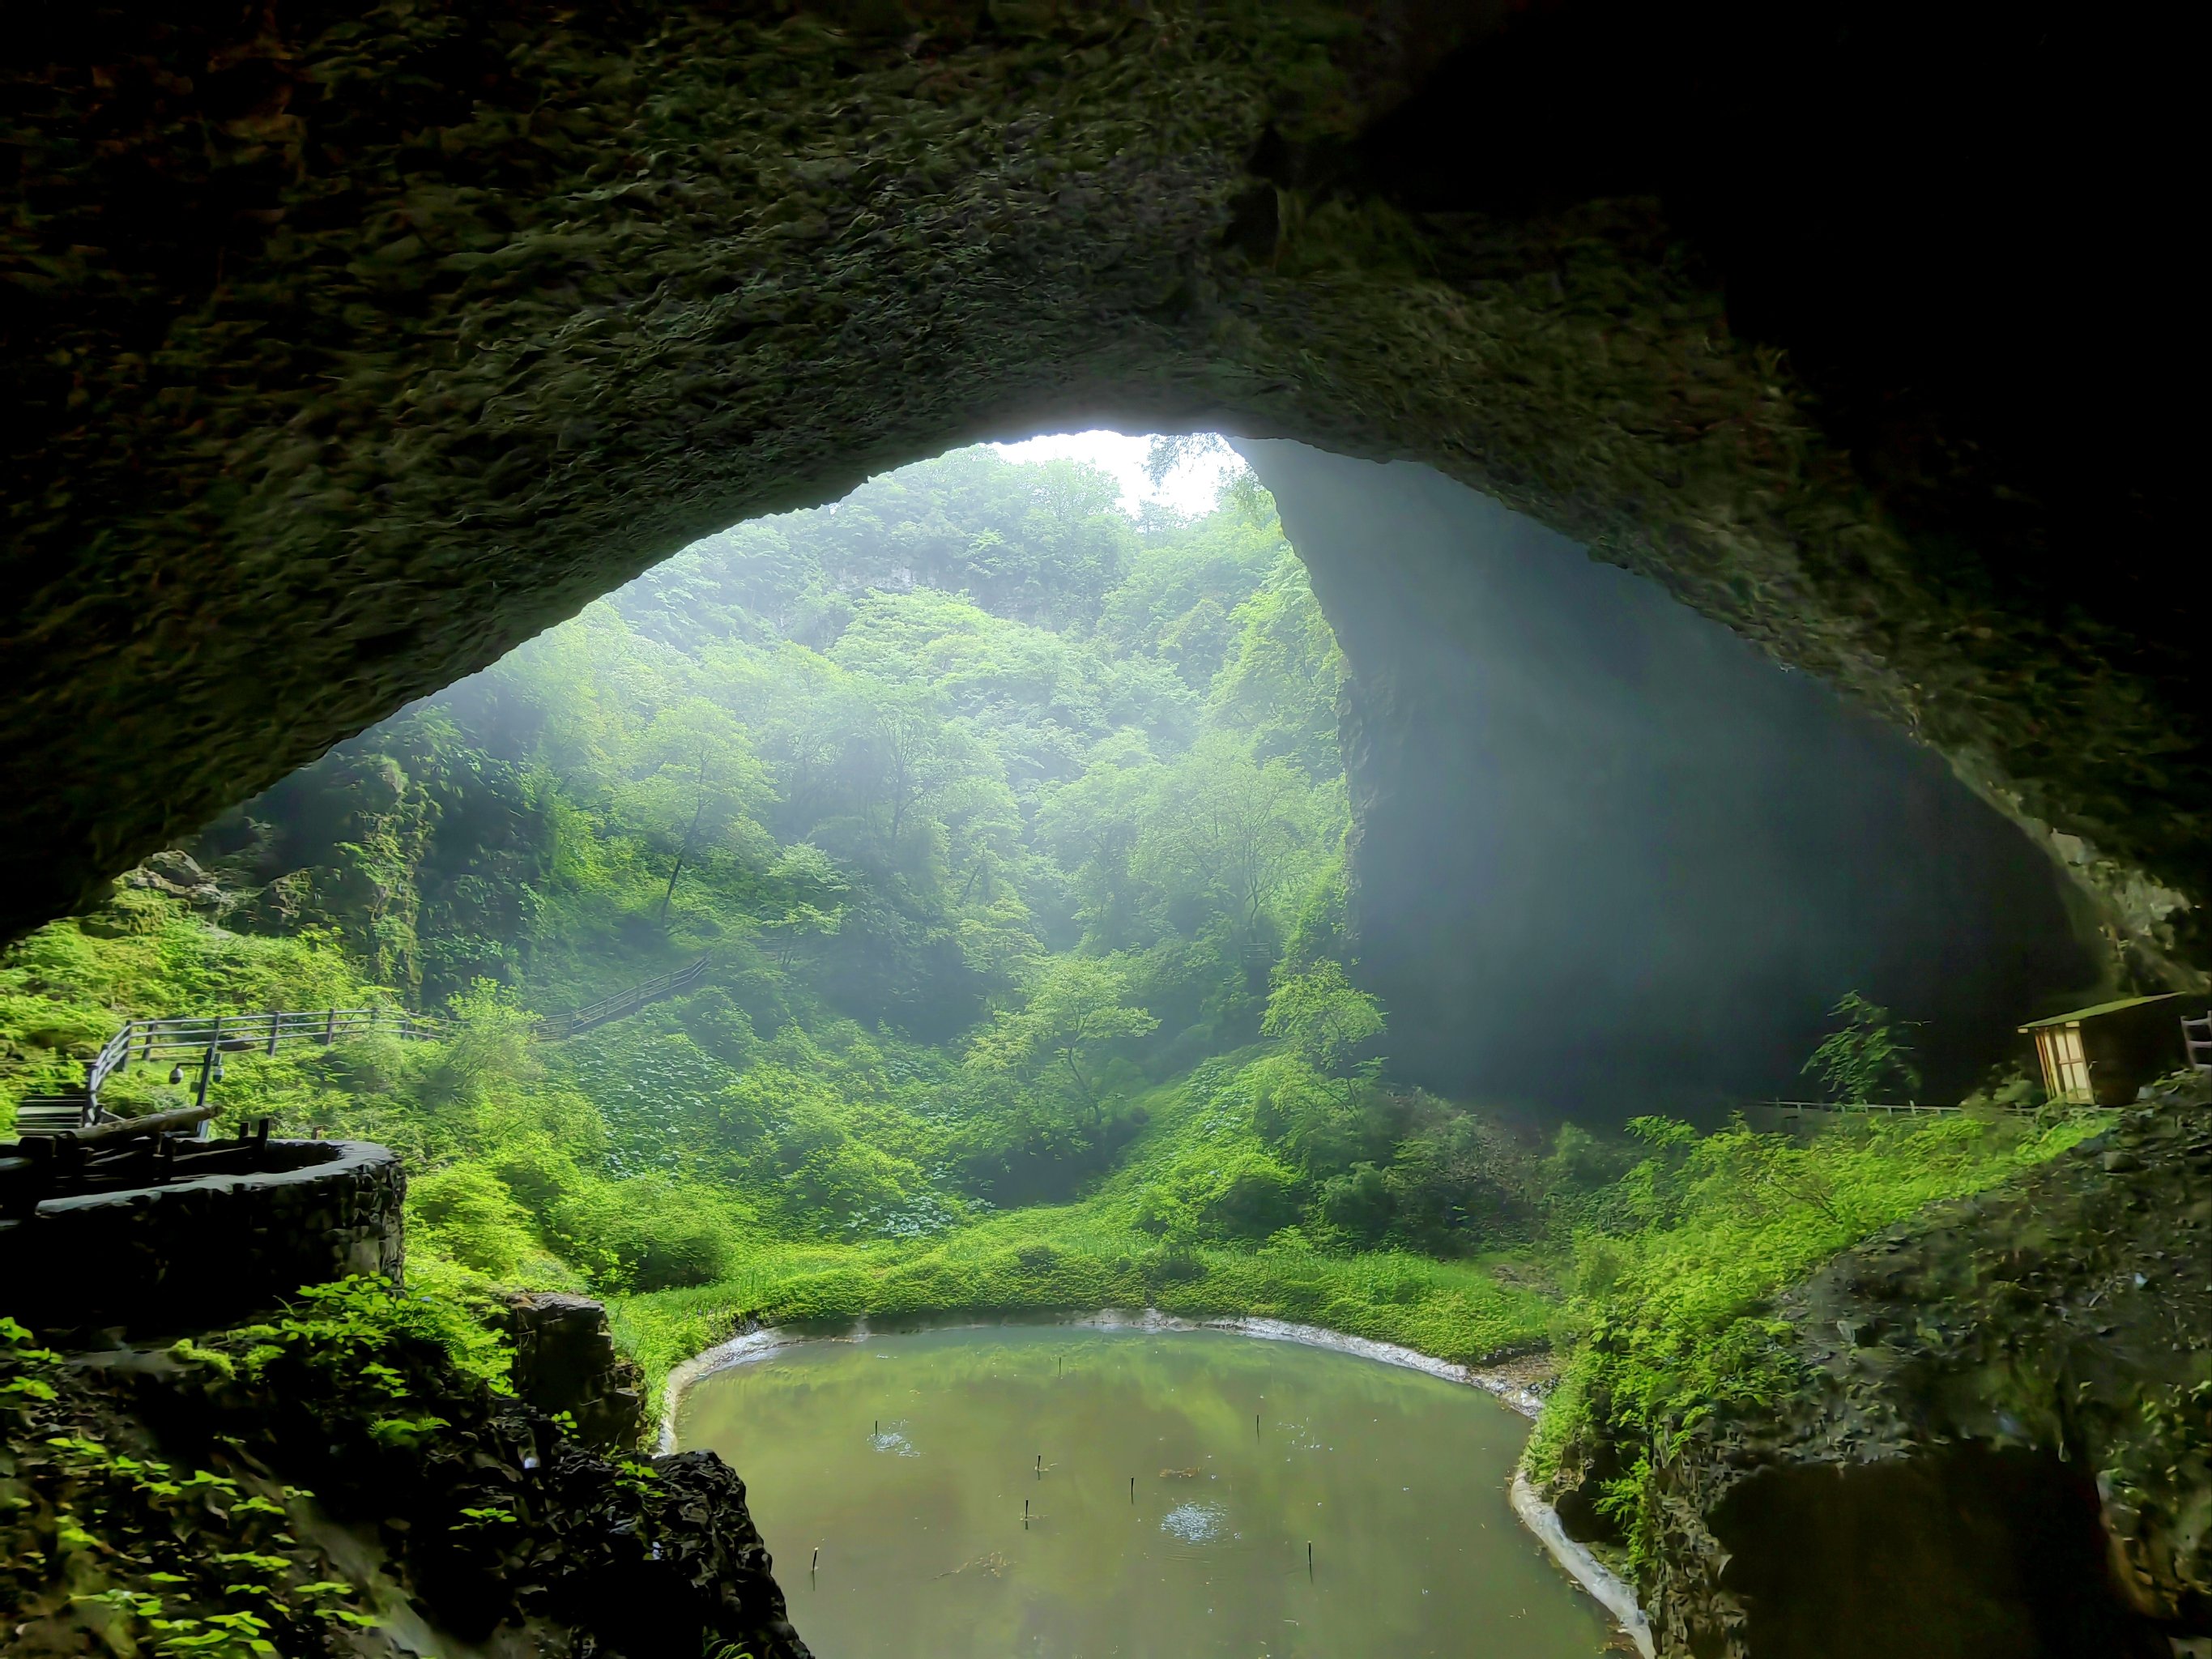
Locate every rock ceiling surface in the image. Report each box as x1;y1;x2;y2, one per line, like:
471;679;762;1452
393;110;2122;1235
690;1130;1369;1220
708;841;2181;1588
3;2;2198;970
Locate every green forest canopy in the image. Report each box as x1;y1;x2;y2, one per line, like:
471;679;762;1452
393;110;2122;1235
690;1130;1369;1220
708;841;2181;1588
12;446;1370;1242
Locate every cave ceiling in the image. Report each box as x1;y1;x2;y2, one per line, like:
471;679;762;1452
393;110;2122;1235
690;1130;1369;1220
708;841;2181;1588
2;1;2199;970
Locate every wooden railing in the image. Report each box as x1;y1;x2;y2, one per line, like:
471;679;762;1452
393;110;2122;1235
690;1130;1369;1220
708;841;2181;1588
1762;1098;1971;1117
2183;1011;2212;1075
1762;1096;2079;1118
536;957;710;1042
15;961;713;1137
86;1008;440;1102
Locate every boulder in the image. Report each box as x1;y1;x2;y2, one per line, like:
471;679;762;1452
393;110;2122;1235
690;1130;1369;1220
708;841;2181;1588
1646;1106;2212;1657
500;1290;648;1454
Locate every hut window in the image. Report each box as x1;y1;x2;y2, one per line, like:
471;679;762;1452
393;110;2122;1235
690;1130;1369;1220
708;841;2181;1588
2038;1026;2092;1103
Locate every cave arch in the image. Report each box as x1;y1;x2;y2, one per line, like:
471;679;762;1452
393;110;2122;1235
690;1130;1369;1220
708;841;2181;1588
3;2;2199;972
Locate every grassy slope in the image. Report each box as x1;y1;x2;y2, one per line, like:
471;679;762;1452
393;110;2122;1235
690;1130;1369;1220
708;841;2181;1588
609;1068;2104;1443
1522;1109;2108;1489
610;1063;1558;1399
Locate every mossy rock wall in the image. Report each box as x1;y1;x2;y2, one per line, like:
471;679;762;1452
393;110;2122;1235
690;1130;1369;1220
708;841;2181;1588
4;2;2201;969
0;1290;813;1657
1643;1107;2212;1657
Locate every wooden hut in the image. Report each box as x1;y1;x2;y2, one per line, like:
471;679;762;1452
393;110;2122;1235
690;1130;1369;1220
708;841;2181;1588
2018;993;2189;1107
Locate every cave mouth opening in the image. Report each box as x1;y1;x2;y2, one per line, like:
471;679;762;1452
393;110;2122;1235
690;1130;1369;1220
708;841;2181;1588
2;17;2197;1659
0;417;2144;1659
183;422;2097;1125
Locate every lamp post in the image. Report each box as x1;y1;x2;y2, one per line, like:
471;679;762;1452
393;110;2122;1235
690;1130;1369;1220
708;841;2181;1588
191;1045;219;1109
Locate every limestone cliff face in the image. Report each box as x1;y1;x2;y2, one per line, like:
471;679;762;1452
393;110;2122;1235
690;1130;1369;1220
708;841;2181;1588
1;2;2201;979
187;719;555;1000
1642;1106;2211;1658
1245;442;2099;1111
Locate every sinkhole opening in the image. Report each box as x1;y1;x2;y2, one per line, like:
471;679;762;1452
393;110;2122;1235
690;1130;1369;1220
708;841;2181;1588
2;428;2131;1658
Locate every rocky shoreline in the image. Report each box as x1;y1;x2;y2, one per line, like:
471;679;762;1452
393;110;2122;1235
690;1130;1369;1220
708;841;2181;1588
654;1110;2212;1658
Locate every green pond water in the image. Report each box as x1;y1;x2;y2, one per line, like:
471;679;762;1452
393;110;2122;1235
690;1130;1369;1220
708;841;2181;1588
675;1321;1617;1658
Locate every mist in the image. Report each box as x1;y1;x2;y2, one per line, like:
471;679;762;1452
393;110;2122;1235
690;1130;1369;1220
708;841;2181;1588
1241;441;2099;1117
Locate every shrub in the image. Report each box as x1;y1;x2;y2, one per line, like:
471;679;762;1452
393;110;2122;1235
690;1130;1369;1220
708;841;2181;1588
554;1176;739;1293
407;1163;540;1279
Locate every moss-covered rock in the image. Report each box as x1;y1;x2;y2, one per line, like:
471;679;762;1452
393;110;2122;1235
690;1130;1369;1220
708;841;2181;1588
1643;1102;2212;1657
0;1282;811;1657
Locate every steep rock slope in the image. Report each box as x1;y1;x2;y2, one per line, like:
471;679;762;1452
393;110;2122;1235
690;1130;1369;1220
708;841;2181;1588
1247;441;2098;1111
1;1287;810;1658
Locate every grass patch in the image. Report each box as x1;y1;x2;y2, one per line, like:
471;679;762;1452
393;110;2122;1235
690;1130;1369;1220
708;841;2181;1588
612;1206;1558;1414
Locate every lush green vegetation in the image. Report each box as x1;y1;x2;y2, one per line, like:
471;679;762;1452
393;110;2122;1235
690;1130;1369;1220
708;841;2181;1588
0;1279;520;1659
1524;1107;2103;1572
2;442;2098;1591
6;448;1473;1283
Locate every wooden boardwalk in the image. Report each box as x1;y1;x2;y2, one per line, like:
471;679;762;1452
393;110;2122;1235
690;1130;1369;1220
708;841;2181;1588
11;956;713;1136
535;957;711;1041
12;1008;441;1133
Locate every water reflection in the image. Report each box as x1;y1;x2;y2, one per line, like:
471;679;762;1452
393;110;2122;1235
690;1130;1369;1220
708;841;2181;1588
676;1322;1613;1658
672;1327;1610;1659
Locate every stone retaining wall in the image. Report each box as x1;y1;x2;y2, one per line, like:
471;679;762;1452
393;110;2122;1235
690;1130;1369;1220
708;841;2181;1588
0;1140;403;1337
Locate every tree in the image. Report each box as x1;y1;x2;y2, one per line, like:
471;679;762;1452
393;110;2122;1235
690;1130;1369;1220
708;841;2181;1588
1093;498;1285;685
757;842;849;966
965;955;1159;1120
612;699;768;923
1208;552;1345;779
866;694;940;854
665;445;1136;632
1132;736;1336;941
1034;731;1164;949
1801;992;1923;1103
420;978;544;1128
1262;960;1384;1075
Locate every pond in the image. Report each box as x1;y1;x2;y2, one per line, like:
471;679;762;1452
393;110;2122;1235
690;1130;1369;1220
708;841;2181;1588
674;1320;1618;1658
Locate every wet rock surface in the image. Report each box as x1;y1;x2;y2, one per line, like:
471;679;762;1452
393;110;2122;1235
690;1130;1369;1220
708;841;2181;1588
1;1299;812;1657
1;3;2201;979
1648;1105;2212;1657
501;1290;649;1454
